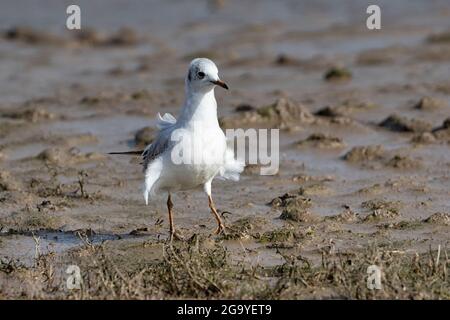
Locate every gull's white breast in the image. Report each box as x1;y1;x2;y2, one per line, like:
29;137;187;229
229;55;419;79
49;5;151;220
157;125;227;191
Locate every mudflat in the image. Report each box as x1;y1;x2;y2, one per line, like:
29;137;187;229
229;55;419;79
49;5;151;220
0;0;449;299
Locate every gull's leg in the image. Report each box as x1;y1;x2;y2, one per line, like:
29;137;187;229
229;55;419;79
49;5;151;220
208;195;226;234
166;193;184;242
204;181;226;235
167;193;175;240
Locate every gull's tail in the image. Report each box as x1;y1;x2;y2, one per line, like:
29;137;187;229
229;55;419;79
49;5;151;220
143;157;163;205
219;148;245;181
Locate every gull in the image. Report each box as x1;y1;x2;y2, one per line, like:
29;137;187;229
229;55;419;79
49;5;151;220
111;58;244;241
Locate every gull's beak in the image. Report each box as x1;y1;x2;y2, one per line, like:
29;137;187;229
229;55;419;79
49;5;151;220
210;79;229;90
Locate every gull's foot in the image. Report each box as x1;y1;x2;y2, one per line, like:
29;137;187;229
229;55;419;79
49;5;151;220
214;224;227;236
168;230;185;243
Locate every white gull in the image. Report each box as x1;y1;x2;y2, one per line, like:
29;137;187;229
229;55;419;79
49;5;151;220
139;58;244;240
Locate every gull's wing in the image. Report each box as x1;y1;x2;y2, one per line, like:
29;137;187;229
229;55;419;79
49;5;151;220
142;133;170;171
108;113;177;159
142;113;177;204
142;112;177;171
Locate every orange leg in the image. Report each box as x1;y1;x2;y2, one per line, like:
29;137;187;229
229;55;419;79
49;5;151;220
208;195;226;234
166;194;184;242
167;194;175;240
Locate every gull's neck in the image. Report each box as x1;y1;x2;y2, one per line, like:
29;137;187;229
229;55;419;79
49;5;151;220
179;88;219;127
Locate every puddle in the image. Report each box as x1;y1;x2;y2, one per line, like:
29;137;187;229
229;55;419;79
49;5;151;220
0;229;144;266
6;142;49;161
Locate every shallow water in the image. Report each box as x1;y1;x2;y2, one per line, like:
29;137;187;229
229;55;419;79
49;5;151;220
0;229;143;266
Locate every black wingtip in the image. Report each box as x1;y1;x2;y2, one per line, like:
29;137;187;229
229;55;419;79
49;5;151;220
108;150;144;155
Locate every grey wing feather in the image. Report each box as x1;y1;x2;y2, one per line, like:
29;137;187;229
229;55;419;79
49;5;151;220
142;134;169;171
142;113;177;171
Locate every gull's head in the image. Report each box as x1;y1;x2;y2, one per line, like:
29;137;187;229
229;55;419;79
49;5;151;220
186;58;228;93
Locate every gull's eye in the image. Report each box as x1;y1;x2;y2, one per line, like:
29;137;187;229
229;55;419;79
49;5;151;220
197;71;205;79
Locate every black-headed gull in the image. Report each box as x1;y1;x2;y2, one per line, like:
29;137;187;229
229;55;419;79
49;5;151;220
112;58;244;241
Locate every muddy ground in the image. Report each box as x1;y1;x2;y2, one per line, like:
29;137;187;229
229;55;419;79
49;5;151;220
0;0;449;299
